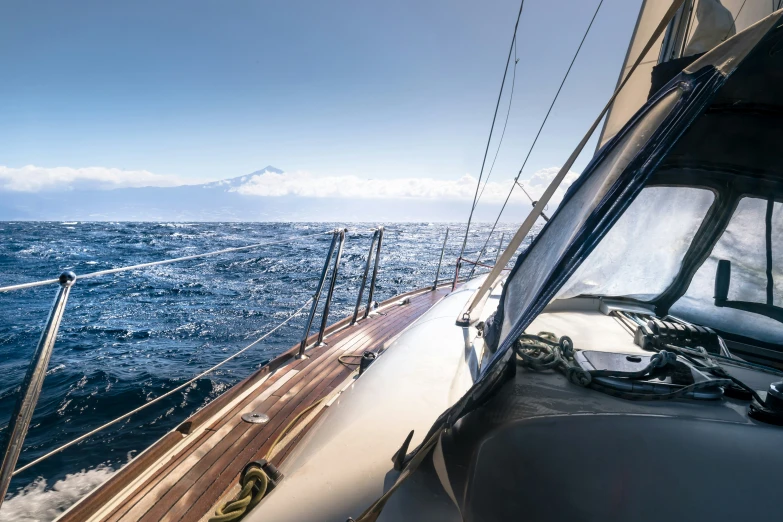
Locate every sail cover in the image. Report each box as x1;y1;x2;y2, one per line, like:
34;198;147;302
598;0;778;149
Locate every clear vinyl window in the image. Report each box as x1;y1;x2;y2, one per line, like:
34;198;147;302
671;197;782;344
556;186;715;301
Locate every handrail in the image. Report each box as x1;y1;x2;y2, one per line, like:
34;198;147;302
316;230;347;346
351;229;380;325
297;230;343;359
460;258;510;271
434;273;490;287
0;231;330;294
451;258;462;291
432;227;449;290
452;254;510;290
363;226;384;320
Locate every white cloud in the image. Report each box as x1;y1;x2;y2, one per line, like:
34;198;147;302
0;165;198;192
0;165;580;209
232;167;579;206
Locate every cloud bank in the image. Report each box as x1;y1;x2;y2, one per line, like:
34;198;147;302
0;165;196;192
0;165;579;208
232;167;579;206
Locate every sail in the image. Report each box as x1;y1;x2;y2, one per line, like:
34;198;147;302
597;0;673;151
597;0;779;150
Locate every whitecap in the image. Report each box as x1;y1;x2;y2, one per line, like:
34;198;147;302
45;364;65;376
0;465;115;522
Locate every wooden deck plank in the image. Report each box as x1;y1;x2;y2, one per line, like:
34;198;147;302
160;301;433;521
178;310;426;521
59;286;447;522
130;294;440;522
105;300;421;522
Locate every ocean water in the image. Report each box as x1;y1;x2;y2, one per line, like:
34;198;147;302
0;221;526;521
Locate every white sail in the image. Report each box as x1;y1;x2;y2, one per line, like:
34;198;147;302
597;0;779;150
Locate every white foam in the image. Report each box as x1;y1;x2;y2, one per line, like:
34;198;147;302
0;465;115;522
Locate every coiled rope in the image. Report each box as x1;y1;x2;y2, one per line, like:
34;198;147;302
514;332;734;400
210;466;269;522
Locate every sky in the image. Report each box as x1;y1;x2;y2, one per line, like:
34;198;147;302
0;0;644;219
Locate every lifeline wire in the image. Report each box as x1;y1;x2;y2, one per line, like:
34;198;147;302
12;297;314;476
0;230;332;293
471;0;604;271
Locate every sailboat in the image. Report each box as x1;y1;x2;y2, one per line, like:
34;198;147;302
0;0;781;520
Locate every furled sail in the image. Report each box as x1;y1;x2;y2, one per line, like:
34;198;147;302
597;0;779;150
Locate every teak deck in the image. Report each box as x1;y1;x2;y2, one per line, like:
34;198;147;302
59;286;447;522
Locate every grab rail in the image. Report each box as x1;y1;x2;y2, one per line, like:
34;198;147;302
316;230;347;346
351;229;379;325
493;233;505;266
296;229;346;358
363;227;383;320
351;226;384;324
452;254;510;291
433;227;449;290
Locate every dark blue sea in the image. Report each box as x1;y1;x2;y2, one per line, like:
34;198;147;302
0;221;523;521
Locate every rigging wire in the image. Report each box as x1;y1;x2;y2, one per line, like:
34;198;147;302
456;0;526;274
476;40;519;205
469;0;603;275
0;230;331;293
12;298;314;476
724;0;748;40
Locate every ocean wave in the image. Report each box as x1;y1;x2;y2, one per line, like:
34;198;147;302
0;465;115;522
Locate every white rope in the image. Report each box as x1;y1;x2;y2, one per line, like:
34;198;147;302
0;231;331;293
12;297;313;476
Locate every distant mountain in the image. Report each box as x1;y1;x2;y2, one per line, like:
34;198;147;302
196;166;285;191
0;166;495;222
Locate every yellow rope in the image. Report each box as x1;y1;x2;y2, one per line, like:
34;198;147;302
208;467;269;522
208;397;326;521
266;397;325;459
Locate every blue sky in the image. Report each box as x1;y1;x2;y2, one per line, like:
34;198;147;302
0;0;642;209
